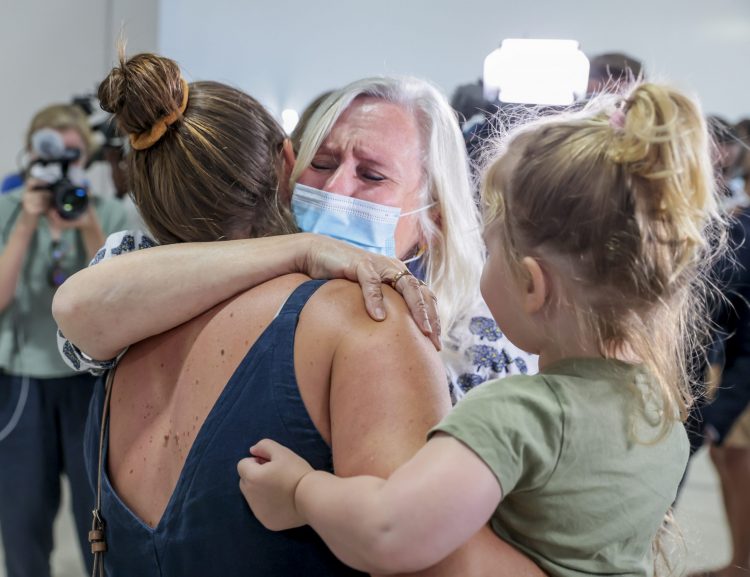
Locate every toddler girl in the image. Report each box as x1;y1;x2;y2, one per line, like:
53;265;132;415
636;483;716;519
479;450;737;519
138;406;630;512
238;83;722;577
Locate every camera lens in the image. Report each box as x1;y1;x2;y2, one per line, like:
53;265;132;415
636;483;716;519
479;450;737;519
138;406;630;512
51;178;88;220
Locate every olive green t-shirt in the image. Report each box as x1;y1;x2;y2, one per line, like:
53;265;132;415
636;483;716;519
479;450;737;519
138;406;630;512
0;188;128;378
430;358;688;577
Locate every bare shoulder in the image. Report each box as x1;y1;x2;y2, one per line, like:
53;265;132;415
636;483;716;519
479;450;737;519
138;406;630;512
177;273;313;359
210;272;311;319
300;279;450;477
303;278;430;345
224;273;313;311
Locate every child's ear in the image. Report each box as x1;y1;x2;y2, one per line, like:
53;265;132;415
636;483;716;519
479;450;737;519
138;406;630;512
520;257;547;314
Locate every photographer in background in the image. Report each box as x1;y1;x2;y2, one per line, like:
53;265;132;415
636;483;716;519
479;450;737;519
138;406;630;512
0;104;127;577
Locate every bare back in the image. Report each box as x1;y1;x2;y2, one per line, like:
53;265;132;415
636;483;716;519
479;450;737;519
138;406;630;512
104;273;545;577
107;273;449;527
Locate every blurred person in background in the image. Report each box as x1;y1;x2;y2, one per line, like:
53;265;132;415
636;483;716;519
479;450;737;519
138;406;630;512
691;208;750;577
734;119;750;197
0;103;127;577
707;116;747;210
687;117;750;577
586;52;644;96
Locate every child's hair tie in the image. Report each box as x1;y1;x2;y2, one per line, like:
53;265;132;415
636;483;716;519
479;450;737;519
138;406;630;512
130;78;189;151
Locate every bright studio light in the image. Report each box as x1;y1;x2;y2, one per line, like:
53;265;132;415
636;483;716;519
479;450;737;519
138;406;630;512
281;109;299;134
483;39;590;105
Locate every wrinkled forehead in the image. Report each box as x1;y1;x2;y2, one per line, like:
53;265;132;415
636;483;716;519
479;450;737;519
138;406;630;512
323;96;425;166
328;96;419;141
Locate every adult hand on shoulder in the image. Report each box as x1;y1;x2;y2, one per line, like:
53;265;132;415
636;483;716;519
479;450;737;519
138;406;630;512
237;439;313;532
300;233;441;350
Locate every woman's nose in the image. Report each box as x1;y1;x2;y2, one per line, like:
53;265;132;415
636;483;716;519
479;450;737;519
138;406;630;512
322;165;356;197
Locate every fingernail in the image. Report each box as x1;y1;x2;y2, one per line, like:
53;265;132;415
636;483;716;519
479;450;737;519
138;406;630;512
375;306;385;320
422;318;432;333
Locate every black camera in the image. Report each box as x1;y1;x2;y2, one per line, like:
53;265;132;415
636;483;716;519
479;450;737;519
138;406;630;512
29;128;89;220
49;177;89;221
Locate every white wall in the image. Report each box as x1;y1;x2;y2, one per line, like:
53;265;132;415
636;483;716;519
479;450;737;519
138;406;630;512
0;0;159;179
4;0;747;181
158;0;750;126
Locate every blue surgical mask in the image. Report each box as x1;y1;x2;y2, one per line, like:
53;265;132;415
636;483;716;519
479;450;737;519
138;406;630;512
291;183;433;258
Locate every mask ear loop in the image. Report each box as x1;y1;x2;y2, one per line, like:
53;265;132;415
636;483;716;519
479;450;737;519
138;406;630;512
400;199;436;264
400;201;437;217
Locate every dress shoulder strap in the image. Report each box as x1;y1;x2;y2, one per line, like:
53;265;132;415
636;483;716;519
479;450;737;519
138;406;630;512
275;279;328;321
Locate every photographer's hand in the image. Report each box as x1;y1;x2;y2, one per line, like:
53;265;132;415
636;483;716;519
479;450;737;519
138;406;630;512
46;204;105;260
21;178;52;219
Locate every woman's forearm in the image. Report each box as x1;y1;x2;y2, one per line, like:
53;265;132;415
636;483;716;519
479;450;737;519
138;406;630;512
53;231;440;362
0;211;38;312
52;234;313;360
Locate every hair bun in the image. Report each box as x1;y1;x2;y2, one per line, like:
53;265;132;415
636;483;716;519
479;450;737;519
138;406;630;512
98;51;185;138
98;66;127;116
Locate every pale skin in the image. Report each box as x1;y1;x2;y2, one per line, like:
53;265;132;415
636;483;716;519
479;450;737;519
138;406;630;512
296;97;428;257
107;273;448;529
237;219;599;575
0;127;105;313
52;232;441;358
54;228;547;575
106;271;543;577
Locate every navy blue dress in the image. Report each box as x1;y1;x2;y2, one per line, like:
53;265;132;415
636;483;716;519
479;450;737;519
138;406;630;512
84;280;364;576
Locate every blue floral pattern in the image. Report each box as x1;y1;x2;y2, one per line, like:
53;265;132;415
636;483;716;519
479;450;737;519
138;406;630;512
468;316;504;342
89;248;106;266
441;307;537;402
110;234;136;256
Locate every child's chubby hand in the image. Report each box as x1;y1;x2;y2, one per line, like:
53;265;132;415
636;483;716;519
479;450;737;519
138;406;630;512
237;438;314;531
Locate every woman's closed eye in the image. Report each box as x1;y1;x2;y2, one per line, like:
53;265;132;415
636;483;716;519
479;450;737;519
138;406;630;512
361;170;386;182
310;160;336;171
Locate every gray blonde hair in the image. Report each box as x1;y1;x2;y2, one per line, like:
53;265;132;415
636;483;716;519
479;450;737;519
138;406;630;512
292;76;485;332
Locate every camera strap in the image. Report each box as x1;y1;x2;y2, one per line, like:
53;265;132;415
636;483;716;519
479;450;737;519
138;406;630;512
90;368;114;577
48;237;71;288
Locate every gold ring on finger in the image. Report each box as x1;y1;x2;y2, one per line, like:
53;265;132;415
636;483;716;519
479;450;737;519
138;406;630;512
387;269;413;288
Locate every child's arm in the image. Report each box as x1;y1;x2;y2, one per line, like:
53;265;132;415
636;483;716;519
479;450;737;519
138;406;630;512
240;433;502;575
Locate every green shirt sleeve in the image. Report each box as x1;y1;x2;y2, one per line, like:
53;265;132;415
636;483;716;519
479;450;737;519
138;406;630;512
430;375;565;496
